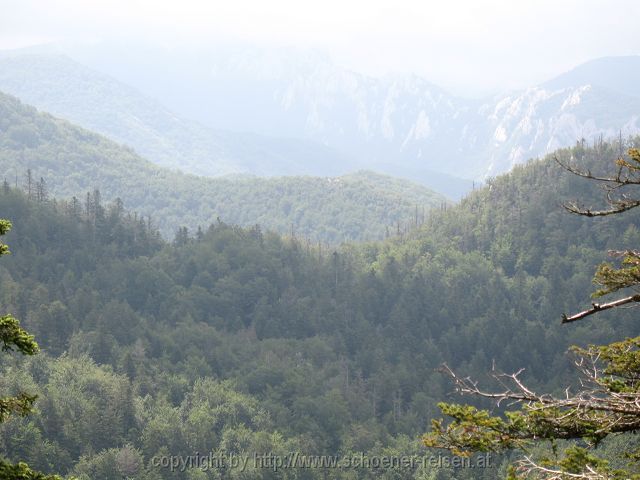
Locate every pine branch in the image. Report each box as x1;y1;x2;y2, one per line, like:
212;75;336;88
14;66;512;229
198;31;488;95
555;153;640;216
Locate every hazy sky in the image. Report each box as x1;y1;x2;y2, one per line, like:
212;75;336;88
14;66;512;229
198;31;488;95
1;0;639;95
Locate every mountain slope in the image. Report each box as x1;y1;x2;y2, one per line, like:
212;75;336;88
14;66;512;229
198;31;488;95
63;45;640;180
480;83;640;175
0;91;445;242
197;50;640;180
0;52;354;178
0;50;475;198
0;139;638;478
543;55;640;98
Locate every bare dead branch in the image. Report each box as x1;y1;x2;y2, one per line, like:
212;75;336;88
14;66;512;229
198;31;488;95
556;155;640;216
517;456;610;480
561;295;640;323
563;199;640;217
439;347;640;438
555;156;640;186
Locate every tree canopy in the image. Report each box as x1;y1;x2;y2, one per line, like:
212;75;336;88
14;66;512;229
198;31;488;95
1;138;639;478
424;147;640;479
0;219;64;479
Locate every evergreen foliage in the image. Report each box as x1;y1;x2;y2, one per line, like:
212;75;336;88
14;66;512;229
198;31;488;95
0;219;63;479
424;147;640;479
1;134;639;478
0;91;445;243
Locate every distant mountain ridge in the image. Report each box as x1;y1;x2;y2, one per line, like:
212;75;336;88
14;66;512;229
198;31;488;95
61;46;640;180
1;46;639;187
0;52;352;178
542;55;640;98
0;50;472;198
191;50;640;179
0;91;446;242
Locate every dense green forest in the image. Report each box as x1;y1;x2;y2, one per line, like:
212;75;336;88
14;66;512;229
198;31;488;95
0;91;446;244
1;136;638;478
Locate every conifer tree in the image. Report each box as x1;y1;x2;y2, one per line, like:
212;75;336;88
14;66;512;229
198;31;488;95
0;219;65;480
424;148;640;479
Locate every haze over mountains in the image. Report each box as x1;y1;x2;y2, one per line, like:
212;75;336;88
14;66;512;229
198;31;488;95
0;91;445;242
1;46;639;197
0;51;352;178
0;48;469;199
59;45;640;178
3;7;640;475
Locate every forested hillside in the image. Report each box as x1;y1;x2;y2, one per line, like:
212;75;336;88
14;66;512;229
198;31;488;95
0;52;355;179
0;91;445;243
0;139;638;478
